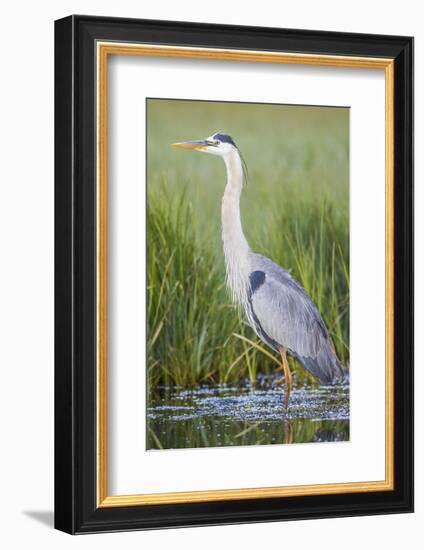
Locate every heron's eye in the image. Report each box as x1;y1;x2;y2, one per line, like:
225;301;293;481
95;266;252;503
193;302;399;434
212;140;220;146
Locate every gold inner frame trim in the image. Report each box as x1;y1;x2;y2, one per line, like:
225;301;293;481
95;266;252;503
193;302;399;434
96;42;395;508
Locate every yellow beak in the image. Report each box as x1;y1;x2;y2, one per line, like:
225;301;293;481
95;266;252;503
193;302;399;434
172;140;209;150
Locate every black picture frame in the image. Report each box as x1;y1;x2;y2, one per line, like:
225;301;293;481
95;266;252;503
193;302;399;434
55;14;414;534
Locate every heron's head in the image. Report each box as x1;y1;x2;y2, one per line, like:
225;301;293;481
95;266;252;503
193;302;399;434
172;131;238;158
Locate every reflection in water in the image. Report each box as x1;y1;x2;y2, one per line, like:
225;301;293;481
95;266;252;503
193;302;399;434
147;382;349;450
311;429;346;443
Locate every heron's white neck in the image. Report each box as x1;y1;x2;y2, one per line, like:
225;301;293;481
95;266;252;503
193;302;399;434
221;150;250;305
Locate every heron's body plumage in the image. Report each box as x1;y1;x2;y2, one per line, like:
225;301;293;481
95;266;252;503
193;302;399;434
219;139;343;385
247;254;343;383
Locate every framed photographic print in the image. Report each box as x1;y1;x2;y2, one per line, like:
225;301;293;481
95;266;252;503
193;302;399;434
54;15;413;534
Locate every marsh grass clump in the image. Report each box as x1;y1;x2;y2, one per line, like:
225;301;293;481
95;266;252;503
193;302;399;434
147;100;349;395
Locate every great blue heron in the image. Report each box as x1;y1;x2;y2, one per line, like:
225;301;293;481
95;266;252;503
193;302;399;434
173;131;344;408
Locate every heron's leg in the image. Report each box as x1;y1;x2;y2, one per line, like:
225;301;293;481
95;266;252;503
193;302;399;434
279;347;292;409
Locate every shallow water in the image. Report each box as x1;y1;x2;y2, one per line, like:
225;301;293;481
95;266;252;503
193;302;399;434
147;380;349;450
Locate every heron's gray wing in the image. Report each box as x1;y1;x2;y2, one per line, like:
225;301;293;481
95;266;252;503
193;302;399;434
249;265;342;384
